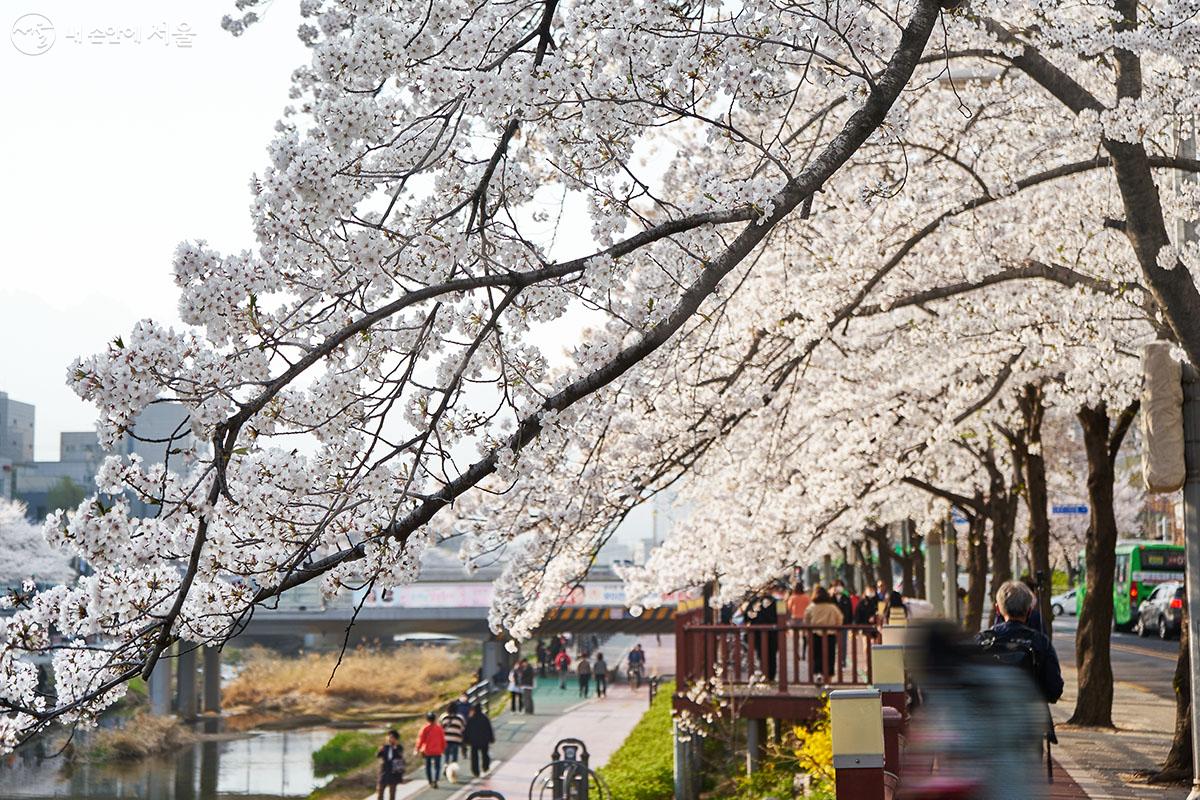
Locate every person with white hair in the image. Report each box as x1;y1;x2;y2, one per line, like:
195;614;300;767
980;580;1063;703
978;579;1064;778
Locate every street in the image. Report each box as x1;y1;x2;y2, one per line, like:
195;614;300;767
1053;614;1182;705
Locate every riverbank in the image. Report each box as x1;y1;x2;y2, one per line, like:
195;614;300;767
223;644;478;731
0;644;481;800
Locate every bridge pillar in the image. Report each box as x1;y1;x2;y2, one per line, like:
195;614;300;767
176;644;198;720
481;638;511;687
202;646;221;714
199;740;219;798
148;656;172;716
175;736;197;800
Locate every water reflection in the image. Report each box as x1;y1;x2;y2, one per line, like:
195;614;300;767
0;728;336;799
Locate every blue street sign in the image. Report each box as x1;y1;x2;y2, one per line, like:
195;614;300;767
1052;504;1089;515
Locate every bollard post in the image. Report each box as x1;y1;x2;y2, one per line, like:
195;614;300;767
551;738;590;800
871;644;907;720
673;721;702;800
830;688;885;800
879;626;907;647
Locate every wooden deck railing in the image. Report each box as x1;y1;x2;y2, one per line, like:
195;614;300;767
678;622;880;692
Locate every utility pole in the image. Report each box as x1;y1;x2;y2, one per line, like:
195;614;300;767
1183;365;1200;800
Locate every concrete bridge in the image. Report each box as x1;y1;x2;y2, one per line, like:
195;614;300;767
149;546;679;717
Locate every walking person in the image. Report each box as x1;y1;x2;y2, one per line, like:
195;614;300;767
376;729;406;800
415;711;446;789
593;652;608;697
507;662;523;712
577;653;593;697
978;579;1064;771
536;639;548;677
519;657;536;714
439;702;465;765
464;703;495;777
555;648;572;689
803;585;844;680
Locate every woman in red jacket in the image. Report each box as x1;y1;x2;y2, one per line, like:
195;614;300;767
415;711;447;788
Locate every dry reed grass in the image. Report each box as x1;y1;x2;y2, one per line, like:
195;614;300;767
224;646;470;716
83;711;194;761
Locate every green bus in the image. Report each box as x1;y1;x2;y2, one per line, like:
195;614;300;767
1076;541;1185;630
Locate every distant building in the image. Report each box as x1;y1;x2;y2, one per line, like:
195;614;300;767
14;460;93;520
60;430;103;467
0;391;34;463
121;402;192;471
1;388;193;521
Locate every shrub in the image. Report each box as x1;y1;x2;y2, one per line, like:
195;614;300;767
313;731;379;776
723;703;834;800
597;681;675;800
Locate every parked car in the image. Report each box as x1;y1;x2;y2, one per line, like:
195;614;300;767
1050;588;1077;617
1134;581;1184;639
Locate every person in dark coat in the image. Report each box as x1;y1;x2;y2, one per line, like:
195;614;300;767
745;591;780;681
464;703;495;777
376;729;406;800
519;658;536;714
854;586;877;626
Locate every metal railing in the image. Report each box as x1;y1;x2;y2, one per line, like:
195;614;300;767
679;622;879;691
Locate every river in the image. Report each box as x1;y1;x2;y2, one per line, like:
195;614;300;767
0;727;338;800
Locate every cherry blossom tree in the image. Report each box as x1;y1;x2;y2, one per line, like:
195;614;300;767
0;500;75;590
0;0;953;747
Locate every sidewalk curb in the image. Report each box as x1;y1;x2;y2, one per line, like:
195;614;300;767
1052;745;1111;799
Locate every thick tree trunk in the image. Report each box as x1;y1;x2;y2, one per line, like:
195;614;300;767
965;510;989;634
1069;400;1137;727
872;527;895;592
1154;609;1193;782
854;539;877;588
1021;384;1054;636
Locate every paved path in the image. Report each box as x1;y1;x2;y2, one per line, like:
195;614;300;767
365;636;674;800
1050;619;1188;799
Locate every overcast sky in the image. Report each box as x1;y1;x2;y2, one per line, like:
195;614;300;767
2;1;307;460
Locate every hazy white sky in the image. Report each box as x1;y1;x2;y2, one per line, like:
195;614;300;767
2;1;307;460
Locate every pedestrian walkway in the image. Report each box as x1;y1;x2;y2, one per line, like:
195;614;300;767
446;686;655;800
1050;656;1188;799
365;636;674;800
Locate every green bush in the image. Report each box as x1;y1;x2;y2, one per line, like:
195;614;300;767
597;681;676;800
312;731;378;776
